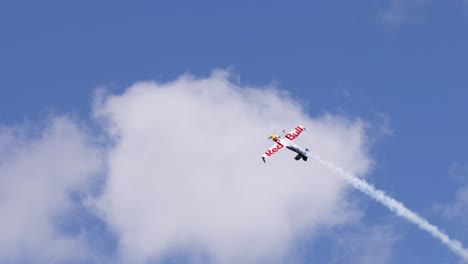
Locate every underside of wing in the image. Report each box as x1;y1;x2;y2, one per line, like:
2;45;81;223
261;142;285;163
284;125;306;141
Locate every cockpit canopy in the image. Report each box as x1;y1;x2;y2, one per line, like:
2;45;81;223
269;134;279;141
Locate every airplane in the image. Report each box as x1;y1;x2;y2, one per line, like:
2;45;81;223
261;125;309;163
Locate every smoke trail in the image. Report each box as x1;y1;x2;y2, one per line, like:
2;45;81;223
311;154;468;262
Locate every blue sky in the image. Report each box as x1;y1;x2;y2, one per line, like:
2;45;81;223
1;1;468;263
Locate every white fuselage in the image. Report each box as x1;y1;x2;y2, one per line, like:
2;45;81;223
273;136;309;157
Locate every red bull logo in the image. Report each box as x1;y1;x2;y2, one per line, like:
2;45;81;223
285;126;304;140
264;142;284;157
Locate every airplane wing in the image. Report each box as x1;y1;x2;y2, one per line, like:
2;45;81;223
283;125;306;141
261;142;285;163
261;125;306;163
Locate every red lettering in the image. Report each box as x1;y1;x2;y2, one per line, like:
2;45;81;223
265;143;284;156
286;126;304;140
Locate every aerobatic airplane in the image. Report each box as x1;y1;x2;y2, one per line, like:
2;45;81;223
262;125;309;163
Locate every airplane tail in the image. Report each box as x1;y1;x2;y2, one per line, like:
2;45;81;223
294;148;310;161
294;153;308;161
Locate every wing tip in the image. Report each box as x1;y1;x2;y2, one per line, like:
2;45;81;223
262;156;266;163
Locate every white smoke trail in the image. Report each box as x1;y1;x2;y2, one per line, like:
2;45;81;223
311;154;468;262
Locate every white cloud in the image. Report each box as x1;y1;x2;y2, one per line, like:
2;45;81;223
435;185;468;223
449;162;468;182
380;0;428;25
330;225;401;264
0;117;102;263
0;70;379;263
434;162;468;223
90;70;374;264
